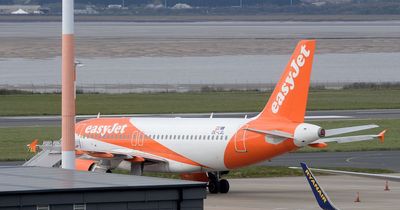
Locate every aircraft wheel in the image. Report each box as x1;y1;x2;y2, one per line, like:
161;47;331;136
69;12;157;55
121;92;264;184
208;180;220;194
219;179;230;193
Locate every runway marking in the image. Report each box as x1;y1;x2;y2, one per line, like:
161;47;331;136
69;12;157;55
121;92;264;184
345;157;356;163
305;115;352;119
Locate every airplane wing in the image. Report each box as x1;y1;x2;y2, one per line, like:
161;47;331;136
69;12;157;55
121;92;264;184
75;147;167;163
300;163;340;210
26;140;167;170
108;148;167;163
297;166;400;182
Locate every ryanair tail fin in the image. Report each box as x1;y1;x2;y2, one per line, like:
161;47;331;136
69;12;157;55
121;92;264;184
301;163;339;210
258;40;316;123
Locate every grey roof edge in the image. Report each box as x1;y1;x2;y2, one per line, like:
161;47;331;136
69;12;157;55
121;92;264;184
0;166;207;195
0;183;207;196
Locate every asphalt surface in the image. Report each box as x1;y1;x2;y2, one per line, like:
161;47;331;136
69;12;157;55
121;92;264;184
263;150;400;172
0;109;399;128
205;175;400;210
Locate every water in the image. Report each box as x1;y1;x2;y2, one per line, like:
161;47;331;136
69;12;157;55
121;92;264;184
1;53;399;86
1;21;399;91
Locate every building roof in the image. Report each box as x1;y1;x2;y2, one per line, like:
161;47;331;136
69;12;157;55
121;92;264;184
0;166;205;195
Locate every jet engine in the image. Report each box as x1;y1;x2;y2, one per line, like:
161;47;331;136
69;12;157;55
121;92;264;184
293;123;325;147
75;159;96;171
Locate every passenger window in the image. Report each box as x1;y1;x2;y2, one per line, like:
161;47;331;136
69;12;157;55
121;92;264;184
211;136;214;140
156;135;159;139
207;135;210;140
161;135;164;139
225;136;228;140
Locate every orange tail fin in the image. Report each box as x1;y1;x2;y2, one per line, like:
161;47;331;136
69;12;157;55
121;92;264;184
258;40;316;123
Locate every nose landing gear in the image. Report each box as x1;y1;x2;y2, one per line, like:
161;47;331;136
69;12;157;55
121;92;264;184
208;171;230;194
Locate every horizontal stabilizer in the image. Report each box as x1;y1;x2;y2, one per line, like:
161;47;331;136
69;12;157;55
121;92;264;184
317;130;386;144
325;124;378;137
244;128;293;138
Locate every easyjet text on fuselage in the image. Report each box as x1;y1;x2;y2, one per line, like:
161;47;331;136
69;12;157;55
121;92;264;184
84;123;128;136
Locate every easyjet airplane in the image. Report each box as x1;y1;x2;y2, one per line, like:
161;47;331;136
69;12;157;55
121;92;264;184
27;40;385;194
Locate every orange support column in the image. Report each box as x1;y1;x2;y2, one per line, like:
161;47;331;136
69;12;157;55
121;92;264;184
61;0;76;170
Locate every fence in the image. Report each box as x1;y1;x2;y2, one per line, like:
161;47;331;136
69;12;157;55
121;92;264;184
0;82;361;94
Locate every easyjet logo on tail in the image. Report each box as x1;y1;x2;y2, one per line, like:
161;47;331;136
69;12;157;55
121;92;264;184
271;45;311;114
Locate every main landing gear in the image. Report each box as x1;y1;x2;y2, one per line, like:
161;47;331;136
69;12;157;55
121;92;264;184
207;171;230;194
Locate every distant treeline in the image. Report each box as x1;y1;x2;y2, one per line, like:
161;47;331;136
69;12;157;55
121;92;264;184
342;82;400;90
2;82;400;95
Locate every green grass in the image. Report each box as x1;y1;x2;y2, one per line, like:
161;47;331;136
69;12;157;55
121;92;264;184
1;89;400;116
0;119;398;161
0;126;60;161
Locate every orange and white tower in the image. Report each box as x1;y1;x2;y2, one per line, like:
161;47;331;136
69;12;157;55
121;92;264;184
61;0;76;169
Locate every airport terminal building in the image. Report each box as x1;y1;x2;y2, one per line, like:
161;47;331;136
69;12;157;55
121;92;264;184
0;166;206;210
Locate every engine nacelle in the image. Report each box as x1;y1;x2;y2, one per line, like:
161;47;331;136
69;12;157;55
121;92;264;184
293;123;325;147
75;159;96;171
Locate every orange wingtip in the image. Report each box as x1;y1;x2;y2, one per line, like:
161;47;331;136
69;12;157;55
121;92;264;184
308;142;328;148
27;139;38;153
378;129;387;143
